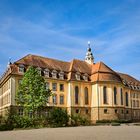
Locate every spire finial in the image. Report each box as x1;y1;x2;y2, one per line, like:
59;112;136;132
7;57;12;68
88;41;90;47
8;57;12;64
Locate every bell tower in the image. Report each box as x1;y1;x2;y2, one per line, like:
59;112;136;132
85;41;94;64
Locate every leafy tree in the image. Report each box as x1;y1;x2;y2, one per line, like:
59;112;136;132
16;66;52;117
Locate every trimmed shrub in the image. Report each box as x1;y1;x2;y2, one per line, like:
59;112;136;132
48;108;69;127
111;123;121;126
71;114;90;126
96;120;111;123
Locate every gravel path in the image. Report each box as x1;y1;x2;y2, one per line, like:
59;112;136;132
0;126;140;140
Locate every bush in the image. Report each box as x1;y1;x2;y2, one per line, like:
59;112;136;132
96;120;111;123
48;108;69;127
111;123;121;126
0;124;14;131
96;119;132;124
71;114;90;126
11;115;48;128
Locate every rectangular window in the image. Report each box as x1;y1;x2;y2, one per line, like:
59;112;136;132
18;79;22;85
19;66;24;73
126;110;129;114
18;108;24;116
60;84;64;91
28;111;33;118
85;109;89;114
52;83;57;91
115;109;118;114
104;109;108;114
76;109;79;113
60;95;64;104
52;94;57;104
46;82;50;90
137;100;139;107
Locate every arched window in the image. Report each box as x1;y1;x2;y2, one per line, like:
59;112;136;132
120;88;123;105
75;86;79;104
103;86;107;104
114;87;117;105
84;87;88;105
125;92;129;106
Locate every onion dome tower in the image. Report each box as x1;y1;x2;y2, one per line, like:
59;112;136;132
85;41;94;64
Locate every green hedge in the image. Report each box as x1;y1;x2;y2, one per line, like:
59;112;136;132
96;119;132;124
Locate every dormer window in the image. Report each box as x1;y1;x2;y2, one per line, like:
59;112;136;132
37;67;42;75
75;72;81;80
44;68;50;78
52;70;57;79
122;80;127;85
131;85;134;89
18;64;25;73
83;73;88;81
59;71;64;80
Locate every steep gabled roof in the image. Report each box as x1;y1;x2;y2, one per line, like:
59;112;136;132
69;59;91;74
91;62;122;83
15;54;70;72
92;61;117;74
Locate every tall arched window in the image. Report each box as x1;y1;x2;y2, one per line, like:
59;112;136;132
84;87;89;105
125;92;129;106
103;86;107;104
75;86;79;104
114;87;117;105
120;88;123;105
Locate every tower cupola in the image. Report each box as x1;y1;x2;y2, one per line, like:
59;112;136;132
85;41;94;64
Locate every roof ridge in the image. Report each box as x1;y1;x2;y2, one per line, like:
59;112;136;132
29;54;70;64
69;59;74;72
15;54;70;64
14;54;32;64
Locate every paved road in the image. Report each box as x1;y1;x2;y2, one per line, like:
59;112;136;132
0;126;140;140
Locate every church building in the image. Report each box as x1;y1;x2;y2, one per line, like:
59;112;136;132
0;43;140;122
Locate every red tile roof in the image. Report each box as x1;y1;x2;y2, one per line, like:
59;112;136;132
0;54;140;86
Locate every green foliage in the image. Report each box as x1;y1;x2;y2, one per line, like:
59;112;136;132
0;124;14;131
11;115;47;128
0;110;15;131
16;66;52;116
111;123;121;126
96;120;111;123
48;108;69;127
96;119;132;124
71;114;90;126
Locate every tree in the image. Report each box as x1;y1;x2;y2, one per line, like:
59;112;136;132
16;66;52;117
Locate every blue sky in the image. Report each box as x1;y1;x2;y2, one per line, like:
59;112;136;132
0;0;140;80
